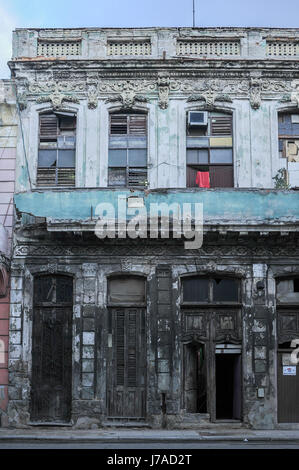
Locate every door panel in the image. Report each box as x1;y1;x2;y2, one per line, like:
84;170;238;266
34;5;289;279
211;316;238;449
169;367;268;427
31;306;72;422
107;308;146;418
278;351;299;422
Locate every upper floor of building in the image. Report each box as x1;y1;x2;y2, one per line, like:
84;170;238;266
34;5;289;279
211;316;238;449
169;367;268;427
11;27;299;62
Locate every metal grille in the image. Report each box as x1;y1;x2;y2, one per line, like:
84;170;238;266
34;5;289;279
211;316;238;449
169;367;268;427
107;40;151;56
177;40;240;56
37;41;81;57
267;41;299;56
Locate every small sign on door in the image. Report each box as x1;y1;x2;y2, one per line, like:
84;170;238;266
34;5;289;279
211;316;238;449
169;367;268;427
283;366;296;376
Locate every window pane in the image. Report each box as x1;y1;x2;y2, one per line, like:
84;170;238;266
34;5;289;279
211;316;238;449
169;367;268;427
187;150;198;164
109;277;145;303
212;278;239;302
58;150;75;168
187;150;209;164
57;136;76;149
183;277;209;302
129;149;147;167
210;148;233;163
109;149;127;167
277;279;299;303
38;150;57;168
108;168;126;186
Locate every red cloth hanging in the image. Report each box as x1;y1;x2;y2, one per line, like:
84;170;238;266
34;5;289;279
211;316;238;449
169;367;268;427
196;171;210;188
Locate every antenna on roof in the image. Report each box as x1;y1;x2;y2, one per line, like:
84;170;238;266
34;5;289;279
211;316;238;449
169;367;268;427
193;0;196;28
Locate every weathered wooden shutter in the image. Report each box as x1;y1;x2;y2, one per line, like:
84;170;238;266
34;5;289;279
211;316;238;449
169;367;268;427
40;114;58;140
110;115;128;135
116;310;125;386
128;115;147;136
211;116;232;136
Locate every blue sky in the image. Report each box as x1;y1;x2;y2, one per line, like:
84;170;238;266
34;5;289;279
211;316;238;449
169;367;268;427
0;0;298;77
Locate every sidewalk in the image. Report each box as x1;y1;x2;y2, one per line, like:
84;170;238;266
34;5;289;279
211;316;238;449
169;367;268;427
0;428;299;443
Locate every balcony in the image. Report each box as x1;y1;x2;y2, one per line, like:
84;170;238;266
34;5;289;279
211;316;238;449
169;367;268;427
14;188;299;236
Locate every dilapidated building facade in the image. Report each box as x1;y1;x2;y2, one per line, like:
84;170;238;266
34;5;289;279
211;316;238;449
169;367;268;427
0;80;17;427
6;27;299;429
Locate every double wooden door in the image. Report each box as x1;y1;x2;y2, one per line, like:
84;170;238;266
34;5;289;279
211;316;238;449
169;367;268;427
107;307;146;418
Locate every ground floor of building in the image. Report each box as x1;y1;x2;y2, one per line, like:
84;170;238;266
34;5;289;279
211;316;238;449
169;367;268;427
4;235;299;429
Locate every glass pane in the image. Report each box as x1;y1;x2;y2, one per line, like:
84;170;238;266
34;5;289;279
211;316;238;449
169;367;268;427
58;150;75;167
129;149;147;167
56;276;73;303
187;150;198;164
187;149;209;164
198;149;209;163
38;150;57;168
34;276;55;303
277;279;299;303
183;277;209;302
57;136;76;149
109;149;127;167
210;148;233;163
212;278;239;302
109;276;145;303
108;168;126;186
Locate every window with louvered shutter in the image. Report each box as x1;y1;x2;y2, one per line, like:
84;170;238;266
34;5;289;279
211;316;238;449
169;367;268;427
186;112;233;188
37;113;76;187
211;116;232;136
109;113;148;188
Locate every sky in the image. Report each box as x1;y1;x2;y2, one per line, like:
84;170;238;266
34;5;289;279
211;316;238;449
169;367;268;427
0;0;298;78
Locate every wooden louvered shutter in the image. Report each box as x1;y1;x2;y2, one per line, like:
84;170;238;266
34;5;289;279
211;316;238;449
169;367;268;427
40;114;58;140
110;115;128;135
128;115;147;136
116;310;125;386
211;116;232;136
127;310;137;387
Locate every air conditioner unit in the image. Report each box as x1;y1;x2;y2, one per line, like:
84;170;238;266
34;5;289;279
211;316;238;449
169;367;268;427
188;111;208;127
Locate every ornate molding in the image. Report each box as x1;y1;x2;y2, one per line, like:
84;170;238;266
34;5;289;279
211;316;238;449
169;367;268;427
187;91;232;108
87;84;98;110
13;242;299;259
105;93;148;108
250;78;262;110
157;73;170;109
35;82;80;110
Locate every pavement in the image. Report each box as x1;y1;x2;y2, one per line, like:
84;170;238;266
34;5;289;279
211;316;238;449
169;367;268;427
0;427;299;443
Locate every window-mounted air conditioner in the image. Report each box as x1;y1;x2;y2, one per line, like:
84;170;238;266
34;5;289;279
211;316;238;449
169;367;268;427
188;111;208;127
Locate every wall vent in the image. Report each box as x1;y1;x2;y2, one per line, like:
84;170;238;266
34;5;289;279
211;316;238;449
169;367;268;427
177;40;240;56
37;41;81;57
267;41;299;57
107;40;151;56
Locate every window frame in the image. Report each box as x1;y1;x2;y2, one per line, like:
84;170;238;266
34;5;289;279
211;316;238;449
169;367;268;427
108;113;148;189
180;275;241;307
186;111;234;189
37;112;77;188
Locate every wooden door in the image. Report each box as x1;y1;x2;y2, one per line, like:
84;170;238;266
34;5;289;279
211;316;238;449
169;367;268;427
277;351;299;422
107;307;146;418
31;275;73;423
